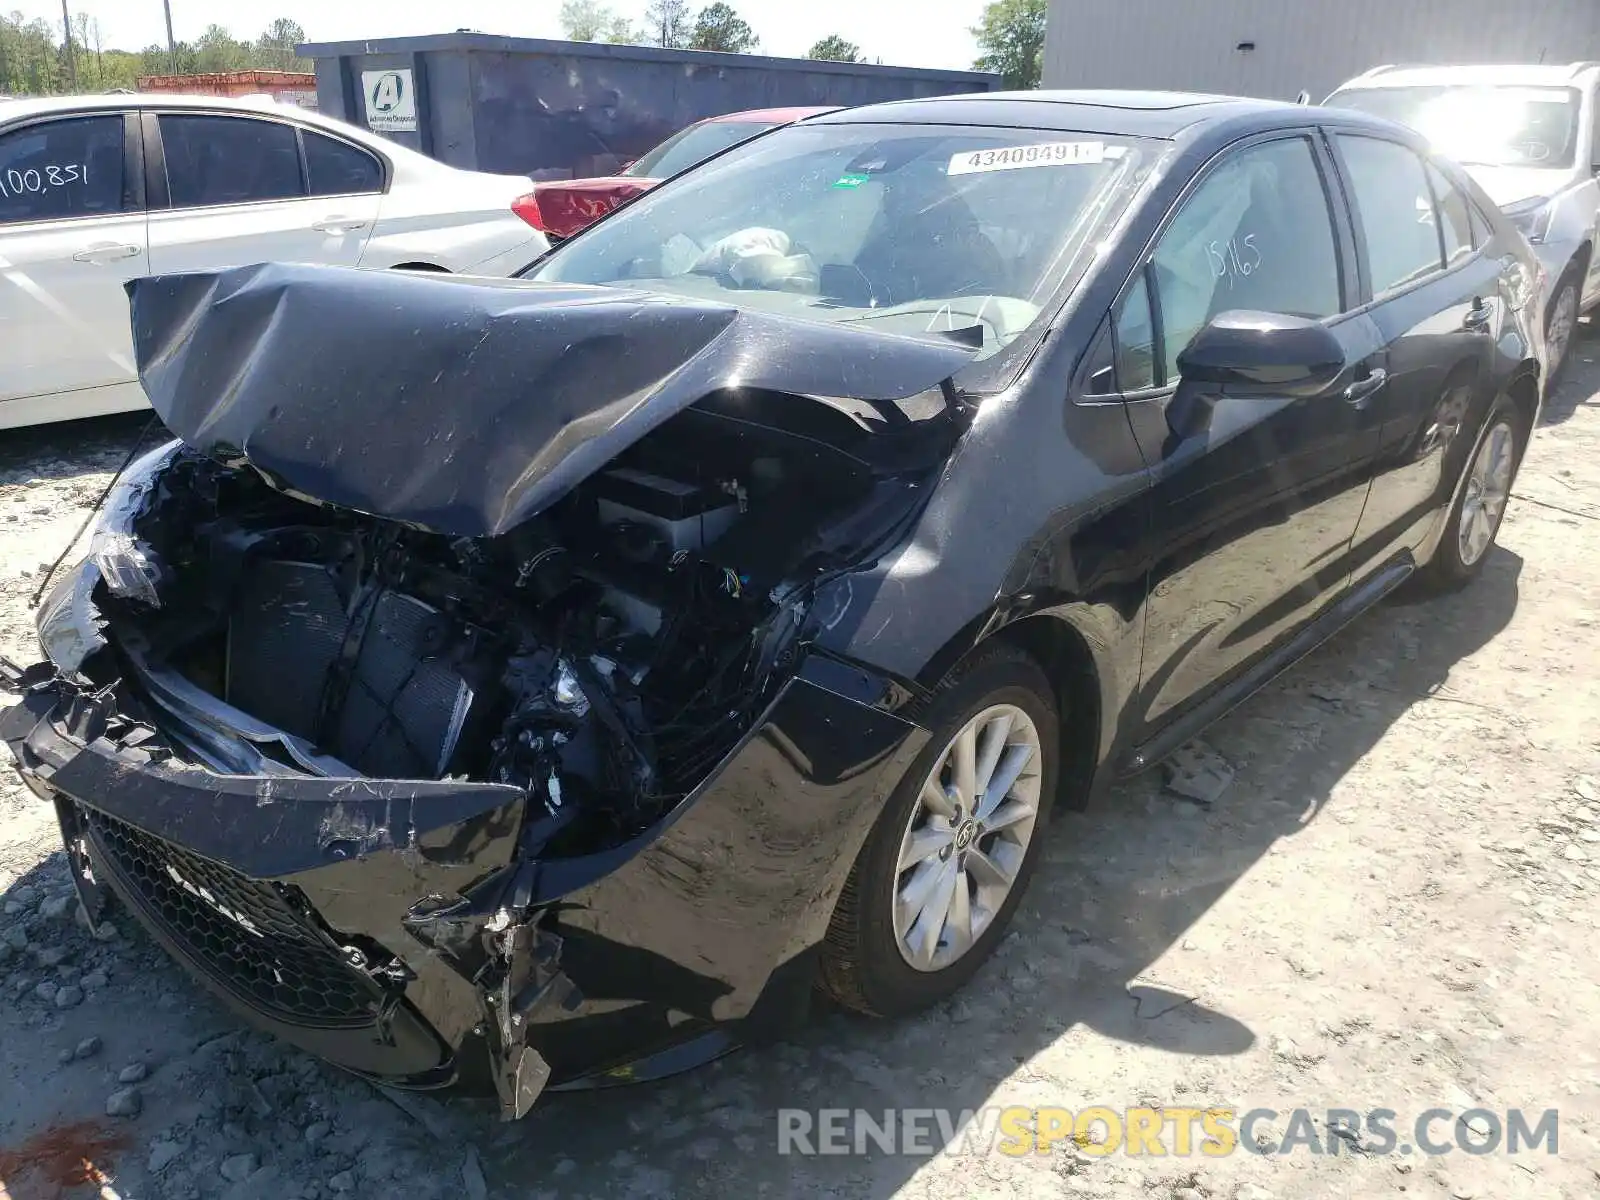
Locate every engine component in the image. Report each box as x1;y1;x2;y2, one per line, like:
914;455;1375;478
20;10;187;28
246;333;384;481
226;559;489;779
593;467;739;554
225;559;349;741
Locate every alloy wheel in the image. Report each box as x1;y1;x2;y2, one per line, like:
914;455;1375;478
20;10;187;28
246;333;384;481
892;703;1042;972
1458;420;1515;567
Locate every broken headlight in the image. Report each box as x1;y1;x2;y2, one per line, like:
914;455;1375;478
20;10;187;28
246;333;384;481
87;439;182;608
36;440;181;674
36;560;107;676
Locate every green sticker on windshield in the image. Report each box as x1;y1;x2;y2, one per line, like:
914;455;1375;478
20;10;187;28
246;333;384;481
832;172;871;189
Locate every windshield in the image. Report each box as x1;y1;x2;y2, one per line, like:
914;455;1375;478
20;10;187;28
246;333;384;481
624;119;778;179
532;122;1155;362
1327;84;1582;168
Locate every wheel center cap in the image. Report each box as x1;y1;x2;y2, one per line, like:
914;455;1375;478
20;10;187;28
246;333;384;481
954;820;977;850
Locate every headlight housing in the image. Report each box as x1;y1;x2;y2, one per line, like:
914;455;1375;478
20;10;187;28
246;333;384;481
36;560;108;676
35;439;182;673
87;439;183;608
1502;195;1557;245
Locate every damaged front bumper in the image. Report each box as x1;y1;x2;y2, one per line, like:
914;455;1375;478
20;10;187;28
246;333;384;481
0;652;926;1118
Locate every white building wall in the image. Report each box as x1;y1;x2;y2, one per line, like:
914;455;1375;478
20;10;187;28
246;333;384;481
1042;0;1600;101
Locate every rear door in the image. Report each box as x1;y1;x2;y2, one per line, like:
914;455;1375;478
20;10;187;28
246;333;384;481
1119;131;1386;729
1330;133;1503;567
145;112;381;275
0;111;146;414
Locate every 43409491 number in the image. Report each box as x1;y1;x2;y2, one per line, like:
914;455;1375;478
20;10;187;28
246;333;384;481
0;162;89;200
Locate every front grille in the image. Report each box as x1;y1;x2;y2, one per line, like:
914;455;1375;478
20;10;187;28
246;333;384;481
83;808;383;1028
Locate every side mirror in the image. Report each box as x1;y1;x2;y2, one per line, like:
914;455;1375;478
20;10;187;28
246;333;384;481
1168;310;1347;437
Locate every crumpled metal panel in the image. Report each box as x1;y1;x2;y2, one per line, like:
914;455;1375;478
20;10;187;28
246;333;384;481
127;263;975;538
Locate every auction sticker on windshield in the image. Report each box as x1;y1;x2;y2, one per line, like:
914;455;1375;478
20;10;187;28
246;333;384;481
949;141;1106;175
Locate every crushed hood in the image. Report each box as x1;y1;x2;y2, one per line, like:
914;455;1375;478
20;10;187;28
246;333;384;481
128;263;975;538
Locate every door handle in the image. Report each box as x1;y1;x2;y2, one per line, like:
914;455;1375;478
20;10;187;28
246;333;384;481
1462;297;1493;332
1343;367;1389;407
71;242;141;263
312;216;370;234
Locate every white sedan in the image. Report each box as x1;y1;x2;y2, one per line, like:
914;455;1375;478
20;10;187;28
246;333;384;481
0;94;550;430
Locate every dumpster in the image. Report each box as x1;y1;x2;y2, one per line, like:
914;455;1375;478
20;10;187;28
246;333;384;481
297;32;1000;178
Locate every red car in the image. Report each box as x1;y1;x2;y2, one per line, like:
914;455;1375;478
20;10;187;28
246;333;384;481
513;106;839;240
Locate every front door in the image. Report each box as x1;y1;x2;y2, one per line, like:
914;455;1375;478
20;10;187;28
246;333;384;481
145;112;379;276
0;112;148;420
1117;132;1384;730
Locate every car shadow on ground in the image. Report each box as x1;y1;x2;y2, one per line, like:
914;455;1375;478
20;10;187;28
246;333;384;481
1538;318;1600;427
478;547;1524;1195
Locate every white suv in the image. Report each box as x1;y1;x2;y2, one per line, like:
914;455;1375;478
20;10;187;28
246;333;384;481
1327;62;1600;382
0;94;550;430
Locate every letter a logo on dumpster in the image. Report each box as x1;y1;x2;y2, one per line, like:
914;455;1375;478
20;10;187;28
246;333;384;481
361;68;418;133
372;73;403;113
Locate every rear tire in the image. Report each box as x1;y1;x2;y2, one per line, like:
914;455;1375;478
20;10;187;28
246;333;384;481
1422;394;1524;590
818;643;1058;1017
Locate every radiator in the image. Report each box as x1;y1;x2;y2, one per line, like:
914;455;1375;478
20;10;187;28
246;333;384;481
226;562;474;778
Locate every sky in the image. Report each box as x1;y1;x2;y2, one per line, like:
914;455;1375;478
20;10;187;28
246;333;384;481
7;0;989;71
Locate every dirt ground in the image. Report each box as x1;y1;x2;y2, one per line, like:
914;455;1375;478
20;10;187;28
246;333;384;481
2;330;1599;1200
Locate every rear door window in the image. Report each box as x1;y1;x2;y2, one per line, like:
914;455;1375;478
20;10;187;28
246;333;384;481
304;131;383;196
160;114;304;208
1336;135;1444;297
1467;199;1493;249
1426;163;1475;266
0;116;127;225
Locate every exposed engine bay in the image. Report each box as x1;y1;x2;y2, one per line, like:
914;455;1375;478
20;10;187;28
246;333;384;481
97;388;964;857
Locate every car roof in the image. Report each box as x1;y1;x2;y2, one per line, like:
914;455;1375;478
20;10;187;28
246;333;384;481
812;89;1313;139
705;106;841;124
1333;62;1599;91
0;92;364;135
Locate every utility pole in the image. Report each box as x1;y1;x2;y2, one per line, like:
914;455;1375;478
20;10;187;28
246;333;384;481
163;0;178;72
60;0;77;89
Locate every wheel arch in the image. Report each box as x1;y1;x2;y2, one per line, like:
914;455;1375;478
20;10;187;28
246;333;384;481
915;607;1117;812
1570;239;1593;290
1506;367;1540;441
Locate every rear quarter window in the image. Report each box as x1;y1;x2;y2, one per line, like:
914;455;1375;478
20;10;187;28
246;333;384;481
304;131;383;196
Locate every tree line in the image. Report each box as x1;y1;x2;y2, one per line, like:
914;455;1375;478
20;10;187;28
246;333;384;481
561;0;1047;86
0;13;306;96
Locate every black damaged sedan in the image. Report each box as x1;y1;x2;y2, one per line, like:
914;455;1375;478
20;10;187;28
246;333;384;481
1;92;1544;1117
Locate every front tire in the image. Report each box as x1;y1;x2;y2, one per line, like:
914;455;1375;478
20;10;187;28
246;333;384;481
1423;395;1524;589
818;643;1058;1017
1545;270;1581;388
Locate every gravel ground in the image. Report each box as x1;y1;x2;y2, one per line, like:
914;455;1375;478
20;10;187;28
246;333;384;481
3;331;1600;1199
